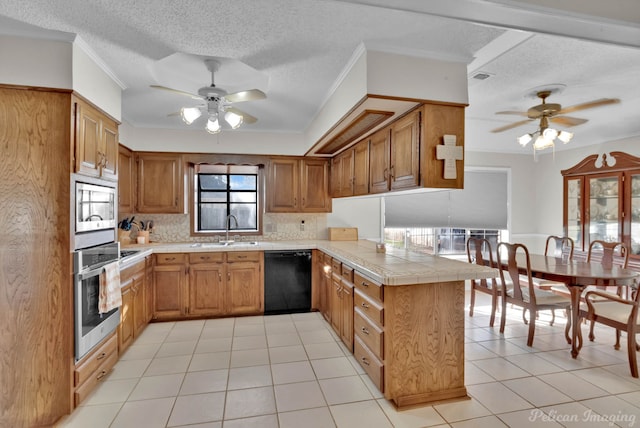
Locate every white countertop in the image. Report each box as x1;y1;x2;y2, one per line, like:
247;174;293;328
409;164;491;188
122;239;496;286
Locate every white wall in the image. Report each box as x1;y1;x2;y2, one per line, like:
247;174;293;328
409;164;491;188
119;122;308;155
327;196;382;241
0;35;72;89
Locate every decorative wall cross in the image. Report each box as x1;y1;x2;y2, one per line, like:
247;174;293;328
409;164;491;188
436;135;463;179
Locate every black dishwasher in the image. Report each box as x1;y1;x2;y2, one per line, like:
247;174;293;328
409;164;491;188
264;250;312;315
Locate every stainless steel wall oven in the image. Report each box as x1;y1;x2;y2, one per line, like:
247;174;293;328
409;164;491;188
73;242;121;361
72;174;117;250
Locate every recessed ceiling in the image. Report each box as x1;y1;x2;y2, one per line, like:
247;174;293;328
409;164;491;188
1;0;639;155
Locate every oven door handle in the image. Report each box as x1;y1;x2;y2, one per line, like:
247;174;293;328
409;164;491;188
79;266;106;281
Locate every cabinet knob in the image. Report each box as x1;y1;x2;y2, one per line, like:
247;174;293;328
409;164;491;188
96;352;107;360
361;281;368;287
96;370;108;381
361;302;370;309
361;327;370;335
360;357;370;366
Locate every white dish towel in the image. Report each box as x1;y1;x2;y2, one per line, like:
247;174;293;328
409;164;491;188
99;261;121;314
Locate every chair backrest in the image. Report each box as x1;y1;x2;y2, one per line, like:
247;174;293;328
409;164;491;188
467;237;495;288
587;240;629;269
545;235;574;260
497;242;535;304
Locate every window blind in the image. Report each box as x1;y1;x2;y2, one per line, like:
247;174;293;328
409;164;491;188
384;170;508;229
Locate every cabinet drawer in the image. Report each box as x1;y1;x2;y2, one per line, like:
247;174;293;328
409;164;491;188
74;334;117;387
341;264;354;282
155;253;187;265
227;251;261;262
354;289;384;326
354;272;383;302
354;335;384;393
354;308;384;359
74;350;118;406
331;258;342;273
189;252;224;264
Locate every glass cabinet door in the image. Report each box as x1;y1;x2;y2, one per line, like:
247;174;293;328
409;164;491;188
587;174;621;245
565;177;582;249
630;173;640;256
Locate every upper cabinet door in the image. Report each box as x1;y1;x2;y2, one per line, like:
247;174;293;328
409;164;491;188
136;153;184;213
267;158;300;212
118;145;136;213
389;110;420;191
74;97;119;181
369;128;391;194
75;101;102;178
352;140;370;196
301;159;331;212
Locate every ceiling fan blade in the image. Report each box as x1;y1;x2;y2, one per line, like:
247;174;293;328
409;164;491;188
223;89;267;103
495;110;528;117
549;116;588;127
557;98;620;115
226;107;258;124
490;119;533;133
150;85;203;100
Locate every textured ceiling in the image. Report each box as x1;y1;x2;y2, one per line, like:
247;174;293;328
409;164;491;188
1;0;640;155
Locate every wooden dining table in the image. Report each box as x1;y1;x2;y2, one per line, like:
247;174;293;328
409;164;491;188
498;253;639;358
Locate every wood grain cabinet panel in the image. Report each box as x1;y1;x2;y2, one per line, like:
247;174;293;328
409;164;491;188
267;157;331;212
390;109;420;191
118;144;136;213
74;96;119;181
136;152;184;213
227;260;263;315
189;263;225;316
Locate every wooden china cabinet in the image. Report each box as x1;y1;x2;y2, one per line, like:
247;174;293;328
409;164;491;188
562;151;640;259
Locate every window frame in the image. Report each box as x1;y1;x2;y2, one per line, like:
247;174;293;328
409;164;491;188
190;164;264;237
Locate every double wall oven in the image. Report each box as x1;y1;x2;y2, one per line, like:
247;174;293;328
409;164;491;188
72;174;121;361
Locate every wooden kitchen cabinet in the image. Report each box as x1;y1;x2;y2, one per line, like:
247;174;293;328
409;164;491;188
153;253;188;320
227;251;264;315
369;109;420;193
145;255;154;323
136;152;185;213
267;157;331;212
118;259;149;354
74;333;118;407
153;251;264;320
327;258;353;351
118;144;136;213
562;151;640;258
74;96;119;181
188;252;225;317
332;139;370;198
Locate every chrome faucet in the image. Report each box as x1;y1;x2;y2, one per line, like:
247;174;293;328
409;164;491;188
225;214;238;243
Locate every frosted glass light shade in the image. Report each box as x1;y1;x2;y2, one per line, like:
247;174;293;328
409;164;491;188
225;111;243;129
180;107;202;125
558;131;574;143
518;133;532;146
206;117;221;134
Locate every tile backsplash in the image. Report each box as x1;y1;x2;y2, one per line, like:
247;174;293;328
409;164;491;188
119;213;328;243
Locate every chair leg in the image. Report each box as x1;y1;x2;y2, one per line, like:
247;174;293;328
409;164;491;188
615;329;621;350
522;308;528;325
550;309;555;326
499;299;507;334
489;292;497;327
469;287;475;317
527;310;536;347
627;329;638;378
564;306;572;345
589;320;596;342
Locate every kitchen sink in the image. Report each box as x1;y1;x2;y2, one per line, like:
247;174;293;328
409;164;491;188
190;241;260;248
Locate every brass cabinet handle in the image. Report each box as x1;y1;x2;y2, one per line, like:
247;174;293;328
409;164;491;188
361;302;370;309
361;281;368;287
361;327;370;335
96;352;106;360
166;257;175;261
383;168;388;180
390;165;395;179
96;370;107;381
360;357;370;366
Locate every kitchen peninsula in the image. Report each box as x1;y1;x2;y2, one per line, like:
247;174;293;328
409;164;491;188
125;238;496;408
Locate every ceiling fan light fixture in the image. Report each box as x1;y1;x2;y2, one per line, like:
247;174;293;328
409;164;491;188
181;107;202;125
225;111;243;129
558;130;574;144
542;127;558;140
533;134;554;150
205;116;221;134
518;133;532;146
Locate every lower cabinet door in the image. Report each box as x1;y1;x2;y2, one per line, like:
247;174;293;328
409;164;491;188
189;263;225;316
227;262;262;315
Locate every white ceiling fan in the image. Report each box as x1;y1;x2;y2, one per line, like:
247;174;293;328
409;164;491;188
151;58;266;133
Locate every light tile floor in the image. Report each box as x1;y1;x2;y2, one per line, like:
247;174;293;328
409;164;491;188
59;293;640;427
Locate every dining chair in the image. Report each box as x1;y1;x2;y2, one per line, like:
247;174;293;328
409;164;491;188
535;236;574;325
582;240;630;342
583;286;640;377
467;237;503;327
497;242;572;347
